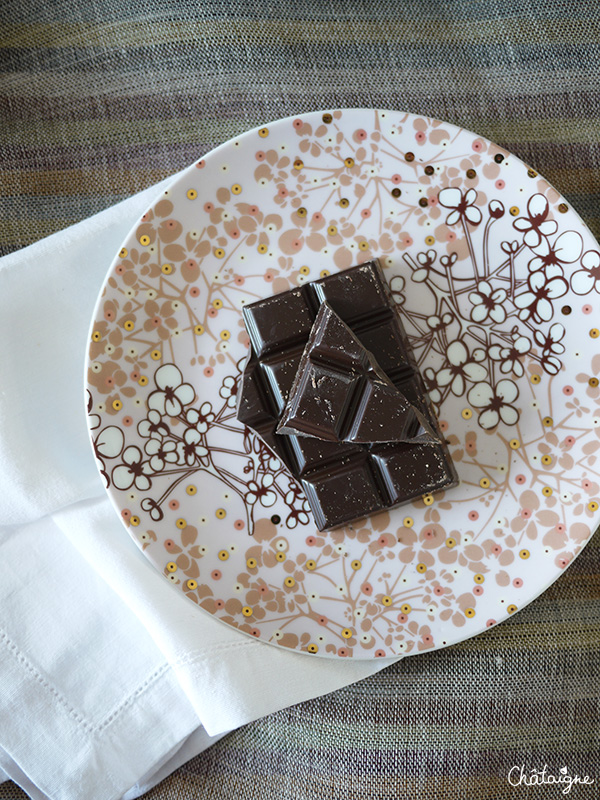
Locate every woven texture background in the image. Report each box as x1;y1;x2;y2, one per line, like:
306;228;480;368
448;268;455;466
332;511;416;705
1;0;600;798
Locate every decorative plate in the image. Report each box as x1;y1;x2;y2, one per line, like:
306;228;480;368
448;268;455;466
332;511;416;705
86;109;600;659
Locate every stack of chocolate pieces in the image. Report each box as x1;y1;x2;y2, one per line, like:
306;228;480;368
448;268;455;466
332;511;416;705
236;260;457;530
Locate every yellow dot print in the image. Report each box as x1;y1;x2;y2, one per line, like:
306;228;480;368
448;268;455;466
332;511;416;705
138;376;149;386
542;486;553;497
344;157;355;168
284;577;295;588
112;399;122;411
445;537;456;548
293;159;303;170
320;269;330;278
400;603;412;614
465;608;476;618
307;643;318;654
507;604;518;614
588;501;599;512
257;243;268;254
124;320;135;331
151;350;161;360
541;455;552;466
519;549;530;560
119;247;128;258
590;328;599;339
509;206;519;216
425;235;435;245
480;477;490;489
258;127;269;138
341;628;353;639
231;184;242;194
509;439;520;449
194;324;204;336
220;330;230;341
358;241;369;251
246;557;257;569
403;517;414;528
166;562;177;573
382;595;393;606
531;374;541;384
327;225;338;236
214;248;225;259
161;263;173;274
297;207;307;218
474;574;485;584
275;551;286;562
242;606;253;617
299;266;310;275
306;559;317;570
339;198;349;208
589;377;599;388
176;518;187;529
186;579;198;590
416;563;427;574
130;515;140;527
92;330;102;342
461;408;472;420
187;189;198;200
139;234;150;246
542;416;553;427
351;560;362;571
216;508;226;519
422;493;434;506
218;550;229;561
186;485;197;495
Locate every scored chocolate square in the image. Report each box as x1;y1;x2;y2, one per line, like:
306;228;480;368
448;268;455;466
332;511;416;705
237;260;458;530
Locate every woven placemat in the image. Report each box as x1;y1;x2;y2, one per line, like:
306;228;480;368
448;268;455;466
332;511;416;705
1;1;599;798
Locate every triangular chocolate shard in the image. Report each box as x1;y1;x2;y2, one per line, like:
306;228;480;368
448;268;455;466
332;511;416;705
277;303;438;445
346;377;436;444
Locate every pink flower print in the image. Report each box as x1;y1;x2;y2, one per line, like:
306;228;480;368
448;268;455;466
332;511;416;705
112;446;153;491
438;187;482;226
467;379;519;429
148;364;195;417
527;230;583;272
570;250;600;295
468;280;508;324
512;193;557;248
437;341;487;397
514;265;569;323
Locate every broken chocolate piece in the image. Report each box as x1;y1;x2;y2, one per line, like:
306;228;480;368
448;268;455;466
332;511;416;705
237;260;458;530
276;303;435;444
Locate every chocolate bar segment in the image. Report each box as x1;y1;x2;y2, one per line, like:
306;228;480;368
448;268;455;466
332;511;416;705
277;303;434;444
237;260;458;530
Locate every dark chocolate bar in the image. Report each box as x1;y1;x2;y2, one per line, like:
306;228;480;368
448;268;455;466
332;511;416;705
276;303;436;444
237;260;458;530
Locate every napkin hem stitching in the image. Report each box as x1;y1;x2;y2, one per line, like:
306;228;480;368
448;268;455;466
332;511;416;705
0;627;94;734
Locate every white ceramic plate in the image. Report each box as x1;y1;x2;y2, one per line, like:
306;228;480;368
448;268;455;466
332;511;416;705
86;109;600;659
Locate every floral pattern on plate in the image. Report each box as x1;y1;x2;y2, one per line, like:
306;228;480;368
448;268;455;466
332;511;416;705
86;109;600;658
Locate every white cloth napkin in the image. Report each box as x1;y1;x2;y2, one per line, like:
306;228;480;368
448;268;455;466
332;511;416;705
0;174;394;800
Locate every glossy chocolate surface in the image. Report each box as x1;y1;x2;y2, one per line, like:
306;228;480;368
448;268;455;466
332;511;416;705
237;260;458;530
277;303;435;444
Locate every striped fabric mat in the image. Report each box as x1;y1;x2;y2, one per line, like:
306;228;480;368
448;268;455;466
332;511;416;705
2;1;599;798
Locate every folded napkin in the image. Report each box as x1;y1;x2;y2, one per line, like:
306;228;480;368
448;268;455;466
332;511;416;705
0;174;393;800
